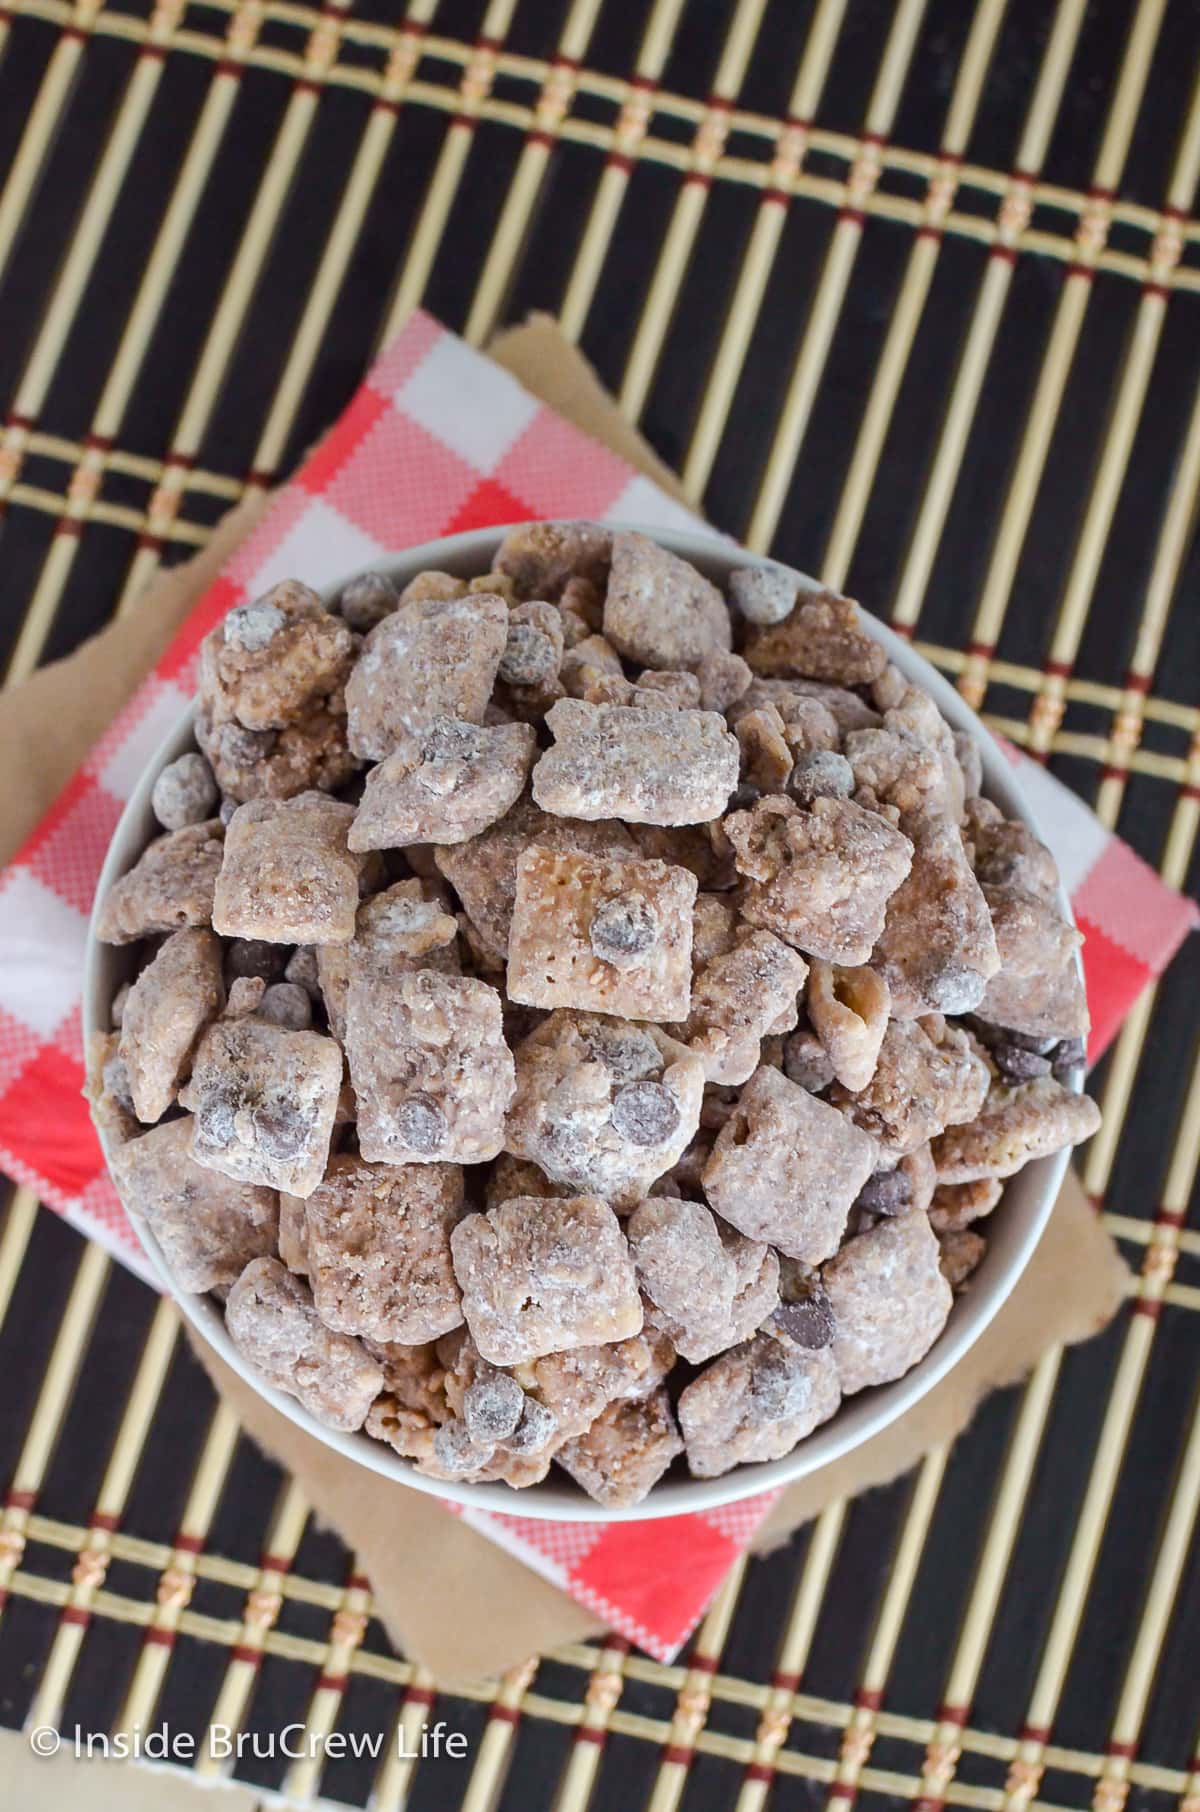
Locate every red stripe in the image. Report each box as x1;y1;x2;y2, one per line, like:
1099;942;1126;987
1143;283;1171;302
1020;1723;1051;1743
214;57;244;77
348;1572;371;1592
89;1511;119;1532
141;44;165;62
1065;263;1095;282
1157;1208;1185;1228
746;1761;777;1783
55;520;84;539
318;1672;350;1693
762;189;791;207
405;1684;437;1707
5;1490;36;1511
662;1744;695;1765
231;1644;264;1666
689;1653;718;1674
5;412;34;431
260;1552;293;1573
136;533;165;552
84;432;113;452
786;114;811;131
889;620;914;640
1133;1298;1162;1321
772;1668;801;1691
62;1606;91;1628
966;639;995;658
685;173;713;192
451;113;478;132
855;1686;882;1710
705;93;733;112
244;466;275;488
294;78;320;96
476;33;501;50
528;129;556;151
828;1784;859;1801
607;153;635;174
575;1726;607;1747
173;1533;204;1554
1089;184;1116;202
1180;783;1200;803
144;1628;176;1649
1122;670;1152;693
990;245;1018;265
937;1702;968;1725
490;1704;522;1726
840;207;866;226
917;225;943;243
1043;658;1072;678
1107;1740;1137;1759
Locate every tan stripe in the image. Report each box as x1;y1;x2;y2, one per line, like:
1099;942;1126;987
0;1191;40;1332
24;1298;180;1732
115;0;356;616
280;1566;373;1803
246;0;438;488
458;1655;539;1812
646;1559;747;1812
743;0;932;553
617;0;772;422
737;1502;846;1812
558;0;689;341
370;1664;439;1810
115;1400;243;1735
195;1476;310;1775
820;0;1008;585
380;0;521;341
554;1634;630;1812
463;0;606;347
887;0;1091;629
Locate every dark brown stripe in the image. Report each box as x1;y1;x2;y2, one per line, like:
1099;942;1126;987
745;1761;777;1783
173;1533;204;1553
1043;658;1073;678
489;1703;522;1726
854;1686;883;1710
662;1744;695;1766
5;1489;36;1511
231;1643;265;1665
1143;282;1171;301
317;1672;350;1692
144;1627;177;1649
405;1684;437;1707
89;1511;119;1532
61;1606;91;1628
574;1725;607;1747
990;245;1018;265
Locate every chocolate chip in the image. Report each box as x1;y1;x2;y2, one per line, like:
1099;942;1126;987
1051;1036;1086;1080
395;1093;448;1154
782;1028;835;1094
772;1288;835;1350
502;1395;557;1454
787;749;854;807
258;982;313;1031
499;623;558;687
589;892;658;963
750;1343;811;1418
339;571;397;633
856;1168;911;1215
253;1101;308;1160
463;1372;525;1443
226;938;289;984
993;1042;1052;1082
432;1419;490;1475
610;1081;681;1147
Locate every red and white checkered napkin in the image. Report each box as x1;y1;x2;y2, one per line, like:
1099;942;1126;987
0;311;1194;1660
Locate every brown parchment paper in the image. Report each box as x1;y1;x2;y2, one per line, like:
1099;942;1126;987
0;313;1130;1685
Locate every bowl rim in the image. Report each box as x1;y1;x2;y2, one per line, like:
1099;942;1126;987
84;520;1074;1522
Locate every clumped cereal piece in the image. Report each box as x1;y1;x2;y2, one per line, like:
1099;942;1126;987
628;1195;778;1363
213;793;363;945
200;582;356;732
258;981;313;1030
634;668;703;710
498;601;565;707
302;1154;464;1344
152;751;219;831
435;796;635;963
506;1011;705;1209
197;708;358;805
96;820;225;944
345;969;514;1166
557;1387;684;1506
180;1015;342;1196
86;1032;140;1149
697;650;752;714
678;1327;841;1477
677;930;808;1085
788;749;854;807
745;591;887;687
451;1194;642;1366
110;982;130;1029
490;1326;674;1450
533;699;739;826
845;727;952;827
824;1211;952;1393
736;705;795;792
561;633;624;698
805;960;890;1092
119;927;225;1122
928;1176;1003;1234
364;1341;450;1467
782;1026;836;1093
278;1190;309;1273
955;731;983;800
702;1065;876;1261
496;520;613;600
976;883;1088;1043
484;1152;571;1208
871;821;999;1016
603;530;731;670
871;661;909;713
931;1075;1101;1182
339;570;398;632
110;1116;276;1292
345;591;509;760
965;797;1060;899
400;570;469;607
728;563;802;626
349;717;536;851
883;686;966;822
726;794;912;964
939;1228;987;1290
732;677;880;737
831;1017;990;1161
226;1257;383;1431
225;975;266;1017
507;844;697;1021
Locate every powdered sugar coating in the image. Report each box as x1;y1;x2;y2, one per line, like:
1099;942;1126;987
507;844;697;1021
677;928;809;1085
678;1329;842;1477
603;531;731;669
451;1194;642;1366
345;969;514;1165
302;1153;464;1343
556;1387;684;1505
831;1016;991;1162
506;1011;705;1209
533;699;739;826
345;592;508;760
872;820;999;1017
96;820;225;944
119;927;225;1122
931;1075;1101;1182
823;1211;952;1393
702;1065;877;1262
111;1116;277;1292
226;1256;383;1431
349;716;536;850
200;582;355;733
180;1015;343;1196
745;591;887;686
213;793;364;945
628;1195;778;1363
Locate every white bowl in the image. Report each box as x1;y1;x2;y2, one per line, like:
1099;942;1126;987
85;523;1074;1521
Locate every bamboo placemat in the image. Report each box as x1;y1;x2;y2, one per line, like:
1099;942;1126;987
1;2;1199;1807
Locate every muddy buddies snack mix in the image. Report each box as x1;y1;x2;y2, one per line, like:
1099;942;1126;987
94;530;1100;1503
